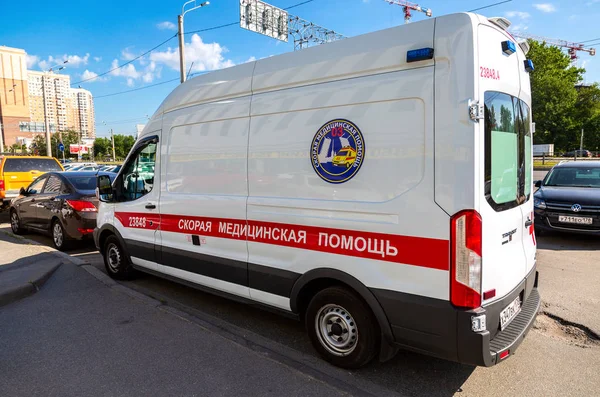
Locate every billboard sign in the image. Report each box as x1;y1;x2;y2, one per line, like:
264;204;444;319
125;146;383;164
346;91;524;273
70;144;89;155
240;0;288;42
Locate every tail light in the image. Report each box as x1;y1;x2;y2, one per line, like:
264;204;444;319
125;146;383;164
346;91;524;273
0;179;4;192
66;200;97;212
450;210;482;309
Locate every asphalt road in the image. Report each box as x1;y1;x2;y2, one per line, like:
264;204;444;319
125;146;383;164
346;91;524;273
1;173;599;396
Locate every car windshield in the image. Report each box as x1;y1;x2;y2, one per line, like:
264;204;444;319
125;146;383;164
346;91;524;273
337;150;350;156
3;158;62;172
545;167;600;187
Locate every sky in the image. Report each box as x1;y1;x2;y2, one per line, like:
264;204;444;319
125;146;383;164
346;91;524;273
1;0;599;138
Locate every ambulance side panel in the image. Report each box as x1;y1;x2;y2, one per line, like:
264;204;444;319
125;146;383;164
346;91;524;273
157;64;255;299
247;19;453;354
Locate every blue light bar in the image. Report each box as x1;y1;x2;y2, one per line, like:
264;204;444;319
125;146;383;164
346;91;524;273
524;59;534;72
407;48;434;63
502;40;516;55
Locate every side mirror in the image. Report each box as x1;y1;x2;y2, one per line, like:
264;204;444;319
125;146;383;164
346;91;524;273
534;180;542;188
97;174;114;202
19;187;28;196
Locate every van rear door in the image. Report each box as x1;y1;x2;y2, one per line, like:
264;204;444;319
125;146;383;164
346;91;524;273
478;24;529;303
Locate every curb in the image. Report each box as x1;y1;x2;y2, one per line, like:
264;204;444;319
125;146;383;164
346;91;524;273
0;229;84;308
0;263;61;308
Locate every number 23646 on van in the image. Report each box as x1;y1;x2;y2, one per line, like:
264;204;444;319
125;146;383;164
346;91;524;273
94;12;540;369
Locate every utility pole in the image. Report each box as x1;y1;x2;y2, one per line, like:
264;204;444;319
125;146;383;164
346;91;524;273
111;129;116;162
42;75;52;157
580;128;584;151
178;1;210;83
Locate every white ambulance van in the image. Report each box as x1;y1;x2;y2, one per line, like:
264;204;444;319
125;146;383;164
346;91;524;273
95;12;540;368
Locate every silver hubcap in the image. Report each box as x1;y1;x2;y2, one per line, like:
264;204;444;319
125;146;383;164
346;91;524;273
315;304;358;356
107;244;121;272
53;223;63;247
11;213;19;232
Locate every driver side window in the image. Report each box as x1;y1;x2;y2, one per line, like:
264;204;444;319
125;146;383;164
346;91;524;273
120;140;157;202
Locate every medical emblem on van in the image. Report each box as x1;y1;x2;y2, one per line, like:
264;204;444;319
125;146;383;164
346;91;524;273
310;119;365;184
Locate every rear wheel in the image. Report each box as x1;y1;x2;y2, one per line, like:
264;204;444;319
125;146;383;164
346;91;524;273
52;220;70;251
305;286;379;369
103;235;136;280
10;210;24;235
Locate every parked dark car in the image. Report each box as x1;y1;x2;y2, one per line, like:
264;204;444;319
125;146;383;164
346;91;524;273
9;171;116;250
534;161;600;235
562;150;592;158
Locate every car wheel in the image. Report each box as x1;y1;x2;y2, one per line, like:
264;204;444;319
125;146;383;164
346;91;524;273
52;220;70;251
10;210;24;235
305;286;379;369
103;235;136;280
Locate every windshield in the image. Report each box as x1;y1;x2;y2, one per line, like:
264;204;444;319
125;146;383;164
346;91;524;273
66;174;116;191
3;158;62;172
545;167;600;187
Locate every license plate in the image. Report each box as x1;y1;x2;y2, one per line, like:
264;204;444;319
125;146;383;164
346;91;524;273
500;297;521;330
558;216;593;225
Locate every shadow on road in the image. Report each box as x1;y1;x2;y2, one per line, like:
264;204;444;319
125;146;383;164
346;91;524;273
537;232;599;251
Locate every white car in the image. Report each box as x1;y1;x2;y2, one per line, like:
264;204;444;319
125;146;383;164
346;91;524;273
94;12;539;369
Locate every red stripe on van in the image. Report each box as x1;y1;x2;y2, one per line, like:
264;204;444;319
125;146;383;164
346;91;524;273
115;212;449;271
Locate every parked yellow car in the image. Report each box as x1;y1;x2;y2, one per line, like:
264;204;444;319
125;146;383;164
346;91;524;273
0;156;63;209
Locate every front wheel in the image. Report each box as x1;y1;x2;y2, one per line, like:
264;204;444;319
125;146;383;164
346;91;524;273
103;235;136;280
305;286;379;369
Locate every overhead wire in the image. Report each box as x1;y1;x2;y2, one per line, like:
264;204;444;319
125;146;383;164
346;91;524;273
90;0;320;99
468;0;512;13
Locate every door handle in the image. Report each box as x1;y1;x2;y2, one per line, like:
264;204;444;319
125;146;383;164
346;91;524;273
525;220;533;227
145;203;156;210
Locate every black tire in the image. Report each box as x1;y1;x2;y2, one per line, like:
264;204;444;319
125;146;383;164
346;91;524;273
305;286;379;369
10;210;24;235
51;219;70;251
103;235;136;280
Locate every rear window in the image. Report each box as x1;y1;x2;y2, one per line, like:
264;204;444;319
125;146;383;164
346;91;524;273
484;92;532;211
2;158;62;173
66;174;116;191
65;176;98;191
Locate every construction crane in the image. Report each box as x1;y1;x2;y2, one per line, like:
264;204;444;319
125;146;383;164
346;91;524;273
383;0;432;24
512;33;596;61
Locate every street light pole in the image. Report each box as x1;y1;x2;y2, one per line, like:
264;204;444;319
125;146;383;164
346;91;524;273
178;0;210;83
42;61;68;157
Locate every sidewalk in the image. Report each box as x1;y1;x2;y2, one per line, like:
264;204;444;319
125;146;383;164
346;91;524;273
0;231;390;396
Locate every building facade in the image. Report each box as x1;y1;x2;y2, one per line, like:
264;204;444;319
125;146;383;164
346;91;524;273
0;46;96;151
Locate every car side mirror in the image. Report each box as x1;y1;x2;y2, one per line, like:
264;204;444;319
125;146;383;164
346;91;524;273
534;180;542;188
97;175;114;202
19;187;28;196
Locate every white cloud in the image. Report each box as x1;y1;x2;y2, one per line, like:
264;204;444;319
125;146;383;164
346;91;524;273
121;48;137;61
534;3;556;12
505;11;530;19
25;54;39;69
157;21;177;31
126;78;135;87
93;56;102;62
150;34;234;73
38;53;90;70
80;70;105;82
510;24;529;32
244;56;257;63
110;59;141;79
586;0;600;5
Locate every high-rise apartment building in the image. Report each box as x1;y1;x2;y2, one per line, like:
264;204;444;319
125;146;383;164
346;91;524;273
0;45;96;150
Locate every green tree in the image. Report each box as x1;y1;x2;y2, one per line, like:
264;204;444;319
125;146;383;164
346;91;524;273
30;130;83;158
527;40;585;150
93;137;111;158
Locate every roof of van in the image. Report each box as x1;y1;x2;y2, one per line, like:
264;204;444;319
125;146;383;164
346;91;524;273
160;12;479;115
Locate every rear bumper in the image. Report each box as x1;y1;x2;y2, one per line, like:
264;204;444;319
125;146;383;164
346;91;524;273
372;265;540;367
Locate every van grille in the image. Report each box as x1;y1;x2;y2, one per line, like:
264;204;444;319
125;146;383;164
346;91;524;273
545;202;600;214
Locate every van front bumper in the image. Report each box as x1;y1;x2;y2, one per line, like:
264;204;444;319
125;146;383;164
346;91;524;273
372;265;540;367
